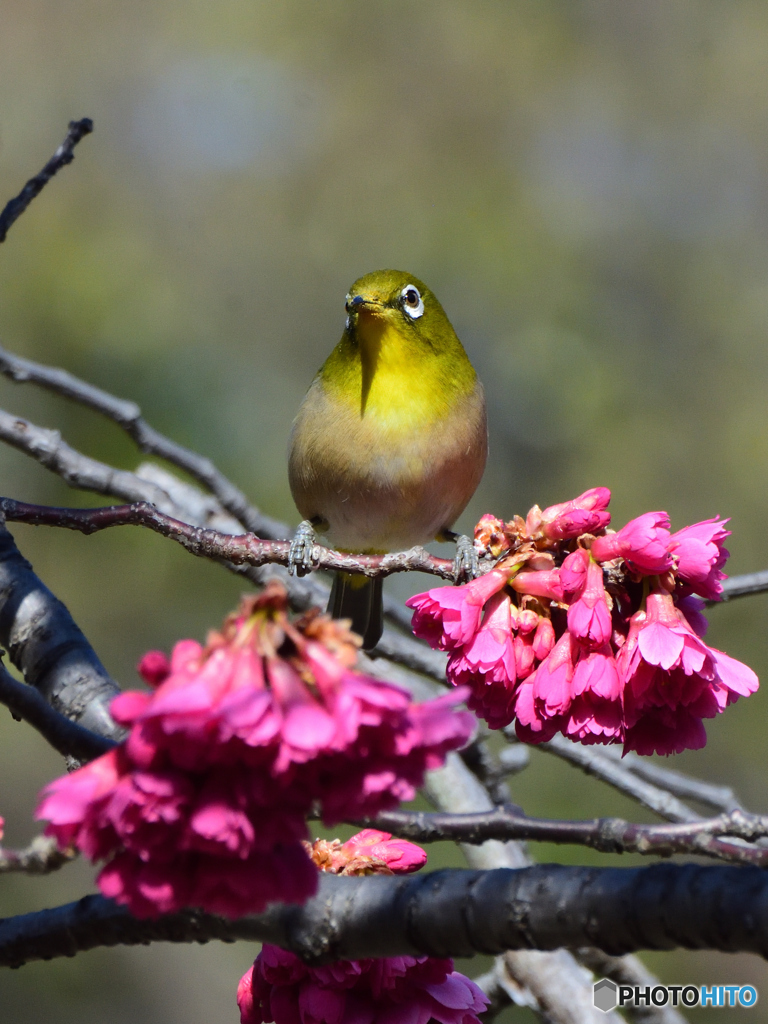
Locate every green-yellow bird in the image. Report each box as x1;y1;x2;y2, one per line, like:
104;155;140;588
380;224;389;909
288;269;487;649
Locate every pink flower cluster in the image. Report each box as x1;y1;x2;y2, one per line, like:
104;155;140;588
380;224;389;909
37;584;474;918
408;490;758;755
238;830;488;1024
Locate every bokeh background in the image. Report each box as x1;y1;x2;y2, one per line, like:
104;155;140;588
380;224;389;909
1;1;768;1020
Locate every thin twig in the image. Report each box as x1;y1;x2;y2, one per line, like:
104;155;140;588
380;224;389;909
0;119;93;243
718;570;768;601
0;835;77;875
0;344;286;538
0;497;458;581
364;805;768;865
598;746;743;813
0;408;177;509
0;662;116;761
530;733;700;823
574;949;688;1024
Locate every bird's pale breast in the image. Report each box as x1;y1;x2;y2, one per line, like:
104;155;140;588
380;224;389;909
288;377;487;553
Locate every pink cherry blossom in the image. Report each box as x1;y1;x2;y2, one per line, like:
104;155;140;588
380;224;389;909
669;517;730;600
407;569;513;650
590;512;673;575
563;551;612;649
538;486;612;541
306;829;427;876
37;587;474;917
238;946;488;1024
616;589;758;755
408;492;758;755
239;829;487;1024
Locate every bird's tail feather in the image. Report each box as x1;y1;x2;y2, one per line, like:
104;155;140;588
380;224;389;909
328;572;383;651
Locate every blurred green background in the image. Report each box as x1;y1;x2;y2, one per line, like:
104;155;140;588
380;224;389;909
2;1;768;1020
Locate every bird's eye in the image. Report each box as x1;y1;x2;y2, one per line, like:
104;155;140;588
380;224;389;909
400;285;424;319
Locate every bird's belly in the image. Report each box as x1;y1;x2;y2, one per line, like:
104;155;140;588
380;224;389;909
289;384;487;553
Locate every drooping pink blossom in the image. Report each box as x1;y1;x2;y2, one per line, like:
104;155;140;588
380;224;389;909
562;551;612;649
238;830;488;1024
669;517;730;600
408;492;758;755
616;589;758;755
238;946;489;1024
407;569;513;650
37;586;474;917
590;512;673;575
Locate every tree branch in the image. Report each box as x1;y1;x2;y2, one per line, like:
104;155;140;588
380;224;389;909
0;119;93;243
0;497;457;581
0;661;116;760
0;343;286;539
0;521;121;740
530;734;700;823
365;805;768;866
0;834;76;875
2;863;768;969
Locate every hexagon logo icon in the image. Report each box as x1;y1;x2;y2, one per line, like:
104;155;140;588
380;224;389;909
594;979;618;1012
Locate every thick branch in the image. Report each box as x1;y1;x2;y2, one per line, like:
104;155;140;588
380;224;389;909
0;344;285;538
0;497;457;581
0;119;93;243
2;864;768;969
0;662;116;760
0;521;121;739
366;805;768;866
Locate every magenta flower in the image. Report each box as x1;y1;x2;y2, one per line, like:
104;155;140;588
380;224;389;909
307;829;427;876
617;589;758;755
514;636;623;746
562;550;612;649
238;947;488;1024
37;586;474;917
407;569;513;650
538;486;612;541
669;517;730;600
238;829;488;1024
590;512;673;575
408;491;758;754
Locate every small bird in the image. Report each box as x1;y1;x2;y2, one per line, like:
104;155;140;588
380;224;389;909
288;269;487;649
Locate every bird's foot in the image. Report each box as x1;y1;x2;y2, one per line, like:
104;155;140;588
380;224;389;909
288;520;318;577
452;533;479;583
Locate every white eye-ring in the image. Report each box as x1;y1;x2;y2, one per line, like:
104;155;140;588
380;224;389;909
401;284;424;319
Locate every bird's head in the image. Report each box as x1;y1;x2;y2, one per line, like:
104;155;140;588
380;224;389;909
343;269;457;353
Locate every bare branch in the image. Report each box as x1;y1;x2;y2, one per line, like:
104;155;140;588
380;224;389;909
0;119;93;243
574;949;687;1024
597;746;743;814
0;521;121;740
718;570;768;601
0;344;286;538
0;409;177;508
0;497;457;581
0;835;76;875
529;734;700;823
364;805;768;866
0;662;116;760
2;863;768;969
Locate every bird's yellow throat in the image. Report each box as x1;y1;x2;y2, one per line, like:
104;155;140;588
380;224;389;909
321;308;476;433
